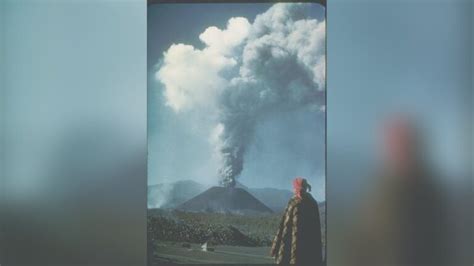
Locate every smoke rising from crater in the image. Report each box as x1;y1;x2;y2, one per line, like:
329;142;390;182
156;3;326;187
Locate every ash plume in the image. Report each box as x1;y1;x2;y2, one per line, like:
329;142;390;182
156;3;326;187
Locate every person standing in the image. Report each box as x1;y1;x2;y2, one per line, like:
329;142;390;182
271;177;323;265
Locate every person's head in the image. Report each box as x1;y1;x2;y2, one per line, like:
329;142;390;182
293;177;311;199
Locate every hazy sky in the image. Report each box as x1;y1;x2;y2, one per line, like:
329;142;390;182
148;3;326;201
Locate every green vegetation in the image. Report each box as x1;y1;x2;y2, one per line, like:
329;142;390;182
148;209;281;246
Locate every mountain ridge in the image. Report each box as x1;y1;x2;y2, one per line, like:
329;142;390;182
148;179;325;212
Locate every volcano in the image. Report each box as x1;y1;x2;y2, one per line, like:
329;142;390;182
177;186;273;214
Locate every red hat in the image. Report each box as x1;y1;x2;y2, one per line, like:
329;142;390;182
293;177;311;199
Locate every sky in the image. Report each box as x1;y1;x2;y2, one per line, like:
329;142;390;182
148;3;326;201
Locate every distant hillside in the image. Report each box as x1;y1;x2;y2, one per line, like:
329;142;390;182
248;188;293;212
148;180;207;209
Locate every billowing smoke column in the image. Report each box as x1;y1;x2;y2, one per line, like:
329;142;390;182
156;3;326;187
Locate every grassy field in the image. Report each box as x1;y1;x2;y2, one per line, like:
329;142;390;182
149;241;275;265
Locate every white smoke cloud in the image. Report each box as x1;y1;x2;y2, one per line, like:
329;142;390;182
156;17;251;112
199;17;251;56
156;43;234;112
156;3;326;186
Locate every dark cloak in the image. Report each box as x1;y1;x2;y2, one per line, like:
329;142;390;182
271;192;323;265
